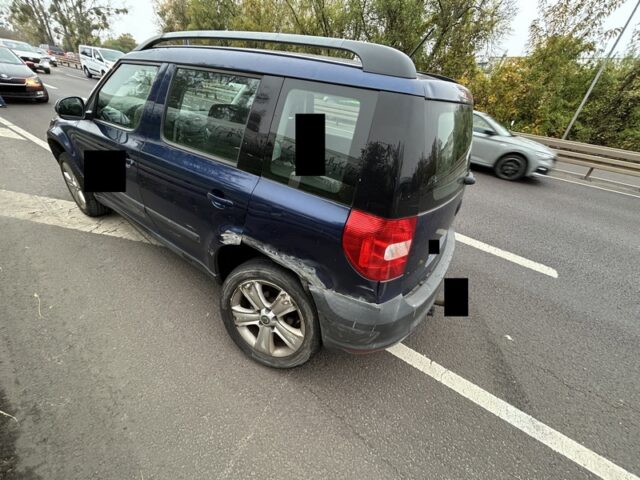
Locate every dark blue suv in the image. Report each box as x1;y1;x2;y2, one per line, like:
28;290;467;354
47;31;474;368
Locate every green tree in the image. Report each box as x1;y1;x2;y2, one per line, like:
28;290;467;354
102;32;137;52
7;0;55;45
48;0;127;51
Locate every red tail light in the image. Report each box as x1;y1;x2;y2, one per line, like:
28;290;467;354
342;209;417;281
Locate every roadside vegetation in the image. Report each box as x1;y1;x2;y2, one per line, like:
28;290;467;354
1;0;638;150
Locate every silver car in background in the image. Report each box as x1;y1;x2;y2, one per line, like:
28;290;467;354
471;110;557;180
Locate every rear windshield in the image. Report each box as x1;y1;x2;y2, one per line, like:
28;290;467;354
354;92;472;217
423;101;473;201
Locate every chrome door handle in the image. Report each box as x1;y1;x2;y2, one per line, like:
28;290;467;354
207;191;233;209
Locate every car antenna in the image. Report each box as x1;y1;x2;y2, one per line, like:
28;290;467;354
408;28;435;59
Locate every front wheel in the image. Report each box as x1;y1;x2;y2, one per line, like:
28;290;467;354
83;66;92;78
43;68;51;74
494;154;527;181
59;154;110;217
220;258;321;368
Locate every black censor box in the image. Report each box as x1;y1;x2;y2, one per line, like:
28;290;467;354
295;113;326;176
83;150;126;192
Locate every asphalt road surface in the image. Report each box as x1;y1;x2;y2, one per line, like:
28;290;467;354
1;67;639;480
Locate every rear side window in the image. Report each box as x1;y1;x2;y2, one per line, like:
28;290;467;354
163;68;260;164
80;47;91;57
95;63;159;129
265;80;377;205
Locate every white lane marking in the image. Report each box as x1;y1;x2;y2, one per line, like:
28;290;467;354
65;73;86;80
546;175;640;199
43;83;58;90
0;189;156;245
0;116;50;151
0;127;25;140
455;233;558;278
387;343;639;480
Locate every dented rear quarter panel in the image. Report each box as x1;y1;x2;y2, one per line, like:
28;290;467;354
242;176;379;303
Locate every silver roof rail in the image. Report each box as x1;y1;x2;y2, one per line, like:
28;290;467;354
134;30;417;79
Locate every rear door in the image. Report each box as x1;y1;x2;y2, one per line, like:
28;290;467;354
136;65;266;269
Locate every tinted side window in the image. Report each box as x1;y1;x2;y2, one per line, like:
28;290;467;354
163;68;260;164
265;80;377;205
80;47;91;57
95;63;159;129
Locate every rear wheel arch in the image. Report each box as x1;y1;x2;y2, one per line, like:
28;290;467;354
215;243;271;283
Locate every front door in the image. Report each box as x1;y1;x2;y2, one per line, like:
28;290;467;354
136;65;265;269
68;62;163;225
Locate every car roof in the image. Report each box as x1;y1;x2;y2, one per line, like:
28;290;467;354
123;45;471;103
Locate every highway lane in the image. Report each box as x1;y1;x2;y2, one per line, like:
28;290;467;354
1;68;639;479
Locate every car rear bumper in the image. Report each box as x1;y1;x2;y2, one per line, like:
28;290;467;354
310;228;455;352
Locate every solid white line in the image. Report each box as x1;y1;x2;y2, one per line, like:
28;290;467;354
0;189;156;244
387;343;639;480
64;73;86;80
0;116;50;151
43;83;58;90
546;175;640;199
455;233;558;278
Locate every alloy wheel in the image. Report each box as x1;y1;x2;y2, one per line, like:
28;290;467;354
230;280;305;358
61;163;87;209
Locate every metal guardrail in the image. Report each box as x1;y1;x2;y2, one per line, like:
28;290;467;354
53;55;81;69
518;133;640;179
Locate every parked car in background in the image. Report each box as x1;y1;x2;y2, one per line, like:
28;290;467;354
39;44;65;57
471;110;556;180
36;48;57;67
78;45;124;78
0;39;51;74
48;31;474;368
0;46;48;103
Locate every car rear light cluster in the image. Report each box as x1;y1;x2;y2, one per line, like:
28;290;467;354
342;209;417;281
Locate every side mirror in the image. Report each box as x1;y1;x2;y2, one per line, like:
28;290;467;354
55;96;85;120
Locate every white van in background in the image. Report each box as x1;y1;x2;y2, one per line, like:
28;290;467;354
78;45;124;78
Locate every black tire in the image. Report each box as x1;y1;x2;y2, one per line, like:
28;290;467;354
59;154;110;217
83;66;92;78
494;154;527;181
44;68;51;74
220;258;321;368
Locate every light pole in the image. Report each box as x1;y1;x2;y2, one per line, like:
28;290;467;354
562;0;640;140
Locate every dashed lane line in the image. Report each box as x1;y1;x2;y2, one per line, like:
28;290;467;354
455;232;558;278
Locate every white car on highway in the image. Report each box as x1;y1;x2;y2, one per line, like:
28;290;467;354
78;45;124;78
471;110;557;180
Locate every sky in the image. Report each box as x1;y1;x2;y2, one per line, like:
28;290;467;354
110;0;640;57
